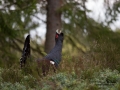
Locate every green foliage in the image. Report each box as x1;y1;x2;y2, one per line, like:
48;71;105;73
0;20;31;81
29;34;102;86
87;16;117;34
81;68;95;80
1;67;23;83
0;0;120;90
87;23;120;70
86;84;99;90
0;82;26;90
60;0;120;71
0;0;42;68
91;69;120;89
21;75;37;89
0;66;120;90
61;0;89;53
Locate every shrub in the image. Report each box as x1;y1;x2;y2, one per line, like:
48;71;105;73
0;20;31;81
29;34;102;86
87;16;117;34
21;74;37;89
0;82;26;90
1;68;23;83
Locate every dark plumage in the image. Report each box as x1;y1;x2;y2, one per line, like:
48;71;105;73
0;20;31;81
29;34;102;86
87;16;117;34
37;32;64;76
20;35;30;68
45;33;64;67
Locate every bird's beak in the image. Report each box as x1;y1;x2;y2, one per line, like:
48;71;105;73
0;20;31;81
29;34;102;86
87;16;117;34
56;29;61;34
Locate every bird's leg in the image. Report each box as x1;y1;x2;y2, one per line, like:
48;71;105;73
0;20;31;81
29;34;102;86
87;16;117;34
53;65;56;73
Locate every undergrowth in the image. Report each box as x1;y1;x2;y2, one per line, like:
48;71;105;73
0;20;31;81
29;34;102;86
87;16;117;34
0;56;120;90
0;67;120;90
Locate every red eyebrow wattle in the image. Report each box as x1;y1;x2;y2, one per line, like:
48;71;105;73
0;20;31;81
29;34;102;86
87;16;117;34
56;34;58;38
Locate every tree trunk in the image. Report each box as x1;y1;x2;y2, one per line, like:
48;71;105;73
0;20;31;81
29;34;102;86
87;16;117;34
45;0;62;53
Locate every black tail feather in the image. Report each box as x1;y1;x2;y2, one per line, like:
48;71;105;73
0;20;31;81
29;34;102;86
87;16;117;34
20;35;30;68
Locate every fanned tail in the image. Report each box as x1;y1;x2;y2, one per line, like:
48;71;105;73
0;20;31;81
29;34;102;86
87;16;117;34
20;35;30;68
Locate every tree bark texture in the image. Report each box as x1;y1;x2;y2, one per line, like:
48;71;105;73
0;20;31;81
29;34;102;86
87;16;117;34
45;0;62;53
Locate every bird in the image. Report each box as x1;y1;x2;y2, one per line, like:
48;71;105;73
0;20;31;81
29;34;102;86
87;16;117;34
37;30;64;76
20;34;30;68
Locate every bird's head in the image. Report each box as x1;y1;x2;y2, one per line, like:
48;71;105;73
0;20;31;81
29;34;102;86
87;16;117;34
55;29;61;43
55;29;64;43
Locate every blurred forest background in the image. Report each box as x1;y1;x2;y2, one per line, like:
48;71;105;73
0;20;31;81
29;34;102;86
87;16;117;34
1;0;120;89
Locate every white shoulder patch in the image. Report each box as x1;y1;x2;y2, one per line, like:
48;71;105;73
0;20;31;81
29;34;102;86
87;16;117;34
50;61;55;65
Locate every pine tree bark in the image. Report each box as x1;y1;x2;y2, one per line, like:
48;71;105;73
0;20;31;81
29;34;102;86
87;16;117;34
45;0;62;53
